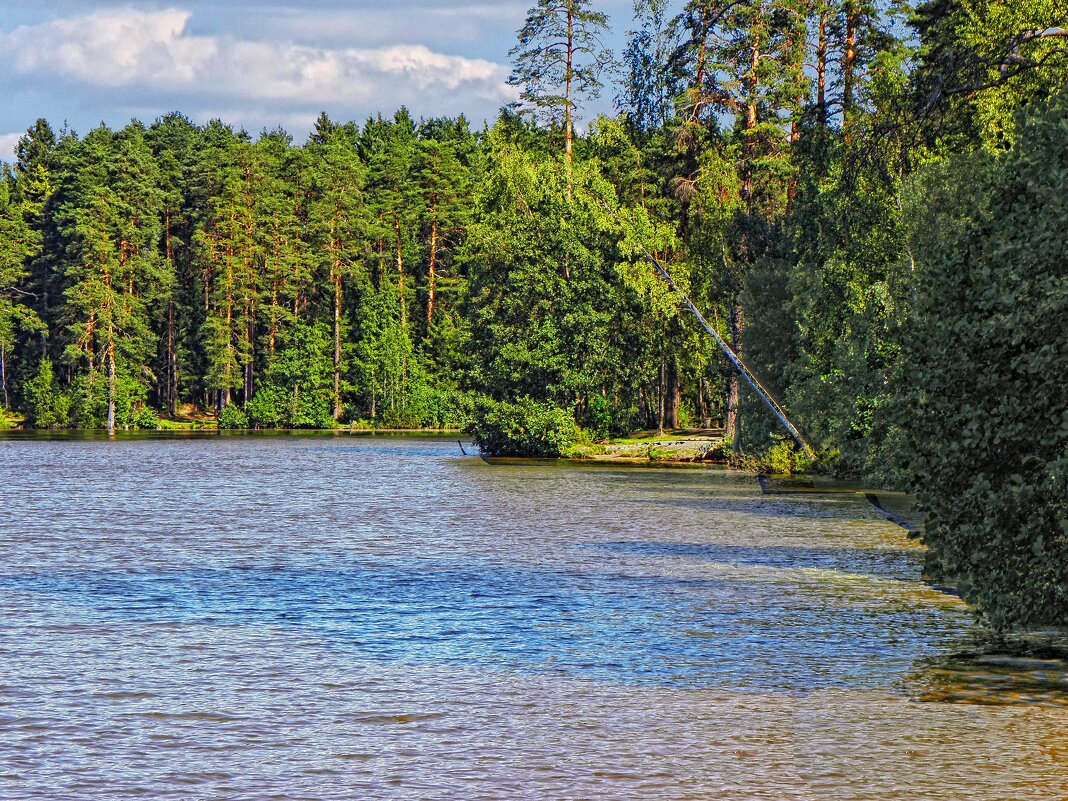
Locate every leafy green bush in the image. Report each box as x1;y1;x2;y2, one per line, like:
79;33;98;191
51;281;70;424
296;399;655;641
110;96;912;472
24;359;70;428
763;439;800;475
582;394;612;441
905;91;1068;629
465;396;577;457
130;405;160;429
289;389;333;429
245;384;288;428
217;403;248;430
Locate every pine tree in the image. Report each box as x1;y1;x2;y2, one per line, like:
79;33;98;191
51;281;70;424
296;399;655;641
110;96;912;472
146;112;203;416
54;124;164;431
0;169;45;409
195;139;260;411
508;0;614;163
307;113;370;421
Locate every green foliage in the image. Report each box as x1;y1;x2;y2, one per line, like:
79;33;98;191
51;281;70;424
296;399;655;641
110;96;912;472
508;0;612;150
761;438;812;476
129;404;161;429
466;396;578;457
24;359;69;428
245;384;288;429
583;393;613;441
904;91;1068;629
217;403;248;430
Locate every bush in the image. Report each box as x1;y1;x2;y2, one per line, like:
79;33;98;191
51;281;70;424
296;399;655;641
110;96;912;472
130;405;160;429
246;384;288;428
391;383;474;429
465;396;577;457
582;394;612;441
905;91;1068;629
217;403;248;429
289;389;333;429
24;359;70;428
763;439;800;475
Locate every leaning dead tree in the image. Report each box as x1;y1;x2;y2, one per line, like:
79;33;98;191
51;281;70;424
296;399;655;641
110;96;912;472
598;199;817;461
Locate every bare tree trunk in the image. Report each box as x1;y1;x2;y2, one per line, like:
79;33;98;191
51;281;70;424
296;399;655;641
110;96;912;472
564;3;574;166
816;9;828;127
106;339;116;434
664;357;680;430
843;2;857;124
724;303;743;442
333;270;343;421
1;345;8;409
427;209;438;330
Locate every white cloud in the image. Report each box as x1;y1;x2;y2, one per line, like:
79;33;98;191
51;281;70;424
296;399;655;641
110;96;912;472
0;7;518;124
0;132;23;161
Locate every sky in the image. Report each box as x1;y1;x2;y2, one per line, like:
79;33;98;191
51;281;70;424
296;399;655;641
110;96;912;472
0;0;643;157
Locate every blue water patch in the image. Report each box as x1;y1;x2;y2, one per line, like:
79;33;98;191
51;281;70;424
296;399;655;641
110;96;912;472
3;554;959;692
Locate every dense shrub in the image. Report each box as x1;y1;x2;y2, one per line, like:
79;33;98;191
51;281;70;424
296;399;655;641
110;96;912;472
905;92;1068;629
381;381;472;429
24;359;70;428
245;384;288;429
288;389;333;429
129;405;160;429
581;394;613;441
465;396;577;457
217;403;248;430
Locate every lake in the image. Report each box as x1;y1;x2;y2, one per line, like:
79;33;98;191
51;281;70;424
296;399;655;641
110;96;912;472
1;433;1065;799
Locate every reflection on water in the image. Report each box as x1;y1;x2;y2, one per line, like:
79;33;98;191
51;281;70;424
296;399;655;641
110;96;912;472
907;640;1068;708
1;433;1066;800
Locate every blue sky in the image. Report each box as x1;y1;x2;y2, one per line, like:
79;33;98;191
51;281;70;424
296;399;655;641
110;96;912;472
0;0;644;156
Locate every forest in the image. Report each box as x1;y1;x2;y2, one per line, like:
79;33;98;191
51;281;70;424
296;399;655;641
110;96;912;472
0;0;1065;627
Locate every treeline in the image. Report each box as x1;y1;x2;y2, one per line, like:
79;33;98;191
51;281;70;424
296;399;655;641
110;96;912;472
0;1;1064;624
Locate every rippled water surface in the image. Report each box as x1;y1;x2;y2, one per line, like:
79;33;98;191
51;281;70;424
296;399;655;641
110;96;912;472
2;433;1066;799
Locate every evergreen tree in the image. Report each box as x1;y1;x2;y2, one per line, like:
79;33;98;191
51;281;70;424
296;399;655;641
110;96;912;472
307;113;370;420
54;124;164;431
508;0;614;163
0;169;45;409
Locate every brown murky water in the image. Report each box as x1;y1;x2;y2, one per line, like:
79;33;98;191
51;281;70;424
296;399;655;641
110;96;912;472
1;433;1065;800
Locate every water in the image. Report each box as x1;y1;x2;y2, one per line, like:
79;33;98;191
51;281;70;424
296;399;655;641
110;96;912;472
1;433;1065;800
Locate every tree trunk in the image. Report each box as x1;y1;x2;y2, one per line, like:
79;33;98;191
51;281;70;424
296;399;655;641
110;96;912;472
164;209;176;416
743;34;761;212
395;215;406;328
699;375;711;429
664;357;680;430
816;9;828;128
657;357;665;434
1;345;8;410
564;3;574;166
427;209;438;330
106;340;116;434
843;2;857;124
724;303;743;442
333;270;343;421
166;300;176;416
269;279;278;358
